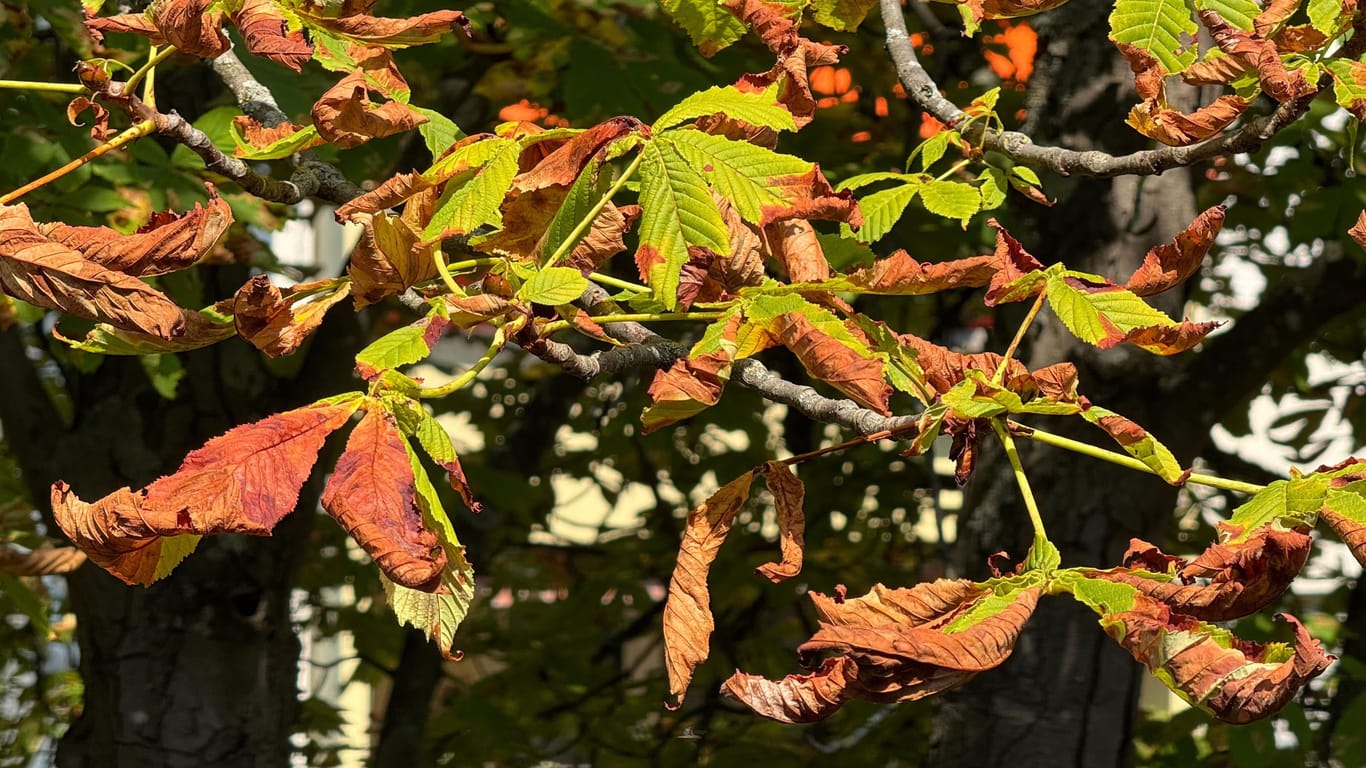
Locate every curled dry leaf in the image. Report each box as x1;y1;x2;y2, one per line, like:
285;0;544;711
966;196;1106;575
0;544;87;577
1101;594;1331;723
899;332;1028;397
1200;10;1316;103
67;96;111;141
311;9;470;48
1124;205;1225;296
1117;43;1248;147
838;251;997;295
153;0;230;59
663;470;756;706
983;220;1047;306
763;219;829;283
768;311;891;413
53;398;361;585
725;581;1041;722
322;407;445;590
642;349;733;434
312;70;426;149
234;276;353;357
347;211;438;308
724;0;846;128
232;0;312;71
38;184;233;277
0;203;185;339
1089;523;1312;622
755;462;805;582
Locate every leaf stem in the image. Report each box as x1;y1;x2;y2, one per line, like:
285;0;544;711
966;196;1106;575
417;325;507;399
0;80;87;94
539;310;726;336
992;289;1047;385
125;45;178;95
545;150;645;266
0;119;155;205
776;423;920;467
1014;422;1267;495
589;272;648;294
934;158;971;182
990;418;1049;540
432;247;464;298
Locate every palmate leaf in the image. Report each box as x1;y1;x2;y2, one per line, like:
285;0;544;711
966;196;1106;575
1045;269;1217;354
661;129;813;223
422;137;522;242
653;82;799;133
1110;0;1199;73
636;140;731;310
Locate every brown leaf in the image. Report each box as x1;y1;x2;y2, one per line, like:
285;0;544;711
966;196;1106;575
755;462;805;582
512;117;646;193
1200;10;1316;103
899;332;1027;397
322;407;445;590
232;0;312;71
759;166;863;229
664;470;757;705
983;219;1047;305
152;0;229;59
0;544;87;577
1350;210;1366;252
1183;52;1251;85
560;202;628;272
312;71;427;148
38;185;233;277
1103;595;1331;723
1118;321;1220;355
843;251;997;294
85;12;168;45
1116;42;1249;146
1253;0;1302;37
347;212;438;308
722;656;859;723
763;219;830;283
67;96;111;141
232;116;326;157
233;276;353;357
1124;205;1225;296
0;203;185;339
724;0;847;127
1091;524;1311;621
641;351;731;434
53;399;360;585
769;311;891;413
335;172;437;220
313;9;470;47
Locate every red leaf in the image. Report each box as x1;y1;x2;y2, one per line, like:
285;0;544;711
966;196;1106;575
983;220;1047;306
1124;205;1225;297
53;399;360;585
322;407;445;590
153;0;229;59
755;462;805;582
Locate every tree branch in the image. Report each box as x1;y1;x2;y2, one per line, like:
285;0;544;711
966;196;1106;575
879;0;1366;178
731;358;917;436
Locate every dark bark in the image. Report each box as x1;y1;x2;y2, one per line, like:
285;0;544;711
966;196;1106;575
0;287;363;767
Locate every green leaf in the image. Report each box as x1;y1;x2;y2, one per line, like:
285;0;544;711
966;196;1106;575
1045;269;1209;353
140;354;185;400
1327;61;1366;118
355;313;446;373
1225;475;1331;540
979;167;1008;211
1308;0;1351;35
809;0;877;30
836;171;917;191
661;129;812;223
636;139;731;310
519;267;589;304
653;83;798;133
543;157;610;265
1056;570;1139;615
660;0;748;55
848;182;921;243
913;130;954;171
1193;0;1260;31
919;180;981;228
230;122;322;161
1109;0;1199;74
422;137;521;241
152;535;202;582
1080;404;1186;483
413;106;464;158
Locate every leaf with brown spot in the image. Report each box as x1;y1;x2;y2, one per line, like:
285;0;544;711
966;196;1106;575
311;70;428;148
231;116;326;159
663;470;757;705
755;462;805;582
307;9;470;48
1200;10;1316;103
38;185;233;277
763;219;829;283
322;406;445;590
766;310;890;413
52;396;362;585
0;203;186;339
152;0;229;58
1124;205;1225;296
233;276;353;357
232;0;312;71
759;166;863;229
347;211;438;308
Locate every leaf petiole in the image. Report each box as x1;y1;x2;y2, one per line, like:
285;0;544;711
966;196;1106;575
0;80;87;94
124;44;178;96
588;272;648;294
990;417;1050;545
539;310;727;336
992;289;1047;385
417;323;509;399
0;119;156;205
545;150;646;266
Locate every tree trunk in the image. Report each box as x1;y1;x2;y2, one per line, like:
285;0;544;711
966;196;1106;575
0;291;363;767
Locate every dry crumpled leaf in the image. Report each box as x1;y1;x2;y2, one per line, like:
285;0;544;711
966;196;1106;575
1200;10;1316;103
322;406;445;590
233;276;353;357
232;0;312;71
53;398;361;585
312;70;428;148
1123;205;1225;296
723;0;847;128
769;311;891;413
755;462;805;582
1117;43;1248;147
153;0;230;58
347;211;439;308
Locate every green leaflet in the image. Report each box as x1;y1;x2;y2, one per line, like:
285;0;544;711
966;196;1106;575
1109;0;1198;74
846;182;922;243
940;370;1082;419
636;139;731;310
1309;0;1351;35
152;535;202;582
1224;475;1331;541
1080;404;1185;484
57;313;236;355
519;267;589;305
836;171;918;191
653;83;798;133
1056;570;1139;615
413;106;464;158
942;571;1046;633
659;0;747;55
1045;270;1177;346
543;157;610;265
355;312;445;374
1327;61;1366;117
661;129;813;223
853;315;930;401
422;138;521;241
1192;0;1259;31
230;122;322;161
809;0;877;30
919;180;981;228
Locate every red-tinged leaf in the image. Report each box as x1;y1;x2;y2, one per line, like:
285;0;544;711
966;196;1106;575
983;219;1047;305
1101;594;1331;723
233;276;353;357
322;407;445;590
1088;523;1312;621
755;462;805;582
52;398;361;585
38;185;233;277
309;10;470;48
769;311;890;413
724;0;846;129
759;166;863;229
67;96;111;141
664;470;757;705
0;203;185;339
335;172;436;220
1118;321;1221;355
1125;205;1225;296
232;0;312;71
231;116;326;159
1200;10;1316;103
722;656;859;724
85;12;167;44
512;118;646;193
843;251;998;294
899;332;1028;397
1350;211;1366;252
153;0;229;58
641;352;731;433
312;71;427;148
763;219;829;283
1117;42;1249;146
347;211;438;308
1030;362;1079;402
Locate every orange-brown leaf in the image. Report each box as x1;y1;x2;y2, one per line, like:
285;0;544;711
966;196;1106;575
38;185;233;277
322;407;445;590
770;311;890;413
1124;205;1225;296
84;12;167;45
232;0;312;71
311;71;427;149
233;276;353;357
664;470;757;705
153;0;229;59
1200;10;1316;103
1127;95;1249;146
983;219;1047;305
899;332;1027;397
1350;210;1366;252
347;212;438;308
722;656;858;723
314;10;470;47
53;399;359;585
232;116;326;156
755;462;805;582
335;171;437;220
763;219;830;283
759;166;862;229
66;96;111;141
845;251;997;294
512;117;646;193
0;203;185;339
